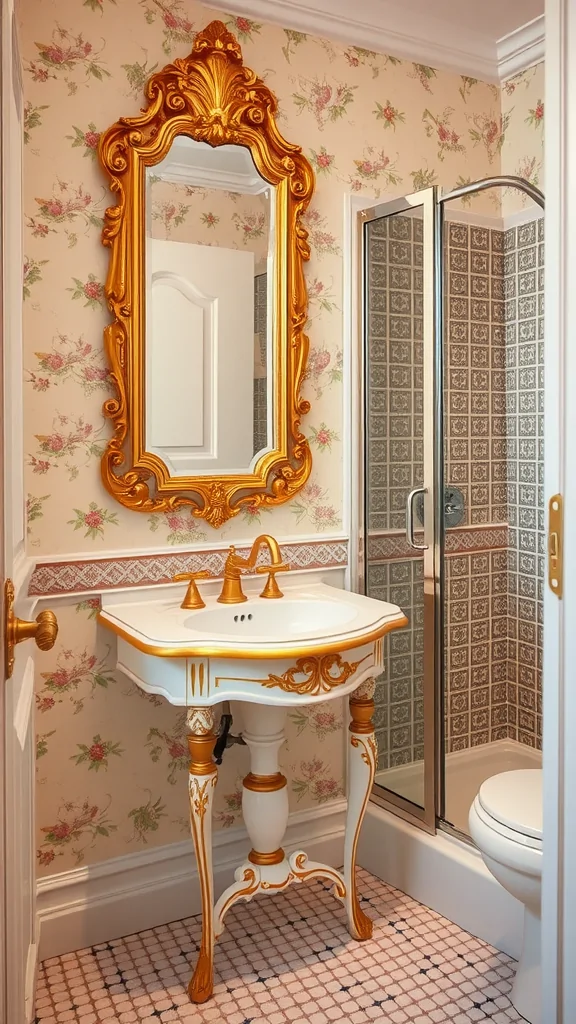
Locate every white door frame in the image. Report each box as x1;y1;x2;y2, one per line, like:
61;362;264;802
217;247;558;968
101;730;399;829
541;1;576;1019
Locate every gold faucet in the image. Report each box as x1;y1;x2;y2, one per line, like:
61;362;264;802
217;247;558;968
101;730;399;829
217;535;289;604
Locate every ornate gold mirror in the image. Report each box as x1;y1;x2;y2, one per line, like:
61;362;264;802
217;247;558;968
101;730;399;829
99;20;314;528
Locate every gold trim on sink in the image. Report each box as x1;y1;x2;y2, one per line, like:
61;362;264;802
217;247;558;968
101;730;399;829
261;652;369;695
97;610;409;660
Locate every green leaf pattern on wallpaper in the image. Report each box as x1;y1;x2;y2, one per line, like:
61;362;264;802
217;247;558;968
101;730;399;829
19;0;543;874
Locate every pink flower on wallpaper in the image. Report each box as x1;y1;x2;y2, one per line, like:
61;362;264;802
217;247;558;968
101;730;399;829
68;502;119;540
348;147;402;195
36;696;56;713
67;123;101;158
215;783;244;828
146;717;188;785
71;733;124;771
373;100;405;130
307;277;338;316
303;209;341;259
292;757;343;803
38;797;117;867
307;347;331;379
37;849;56;867
423;108;465;161
27;27;110;86
37;646;115;715
139;0;195;56
526;100;544;128
288;703;342;739
468;111;510;164
67;274;105;309
232;211;266;243
75;597;101;619
309;422;340;453
225;16;262;42
148;510;207;545
151;200;189;234
30;414;107;478
291;480;341;532
343;47;399;78
240;500;272;525
293;76;356;129
309;147;336;175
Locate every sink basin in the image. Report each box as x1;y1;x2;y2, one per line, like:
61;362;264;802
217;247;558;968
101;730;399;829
99;579;407;706
100;581;405;656
185;596;361;643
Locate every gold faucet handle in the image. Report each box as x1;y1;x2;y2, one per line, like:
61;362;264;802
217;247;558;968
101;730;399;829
256;562;290;600
172;571;211;610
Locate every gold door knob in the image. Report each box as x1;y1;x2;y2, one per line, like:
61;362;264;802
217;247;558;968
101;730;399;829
4;579;59;678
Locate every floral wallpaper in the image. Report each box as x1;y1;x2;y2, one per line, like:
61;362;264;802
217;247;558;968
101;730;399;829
501;62;545;217
19;0;540;878
22;0;505;557
149;177;270;263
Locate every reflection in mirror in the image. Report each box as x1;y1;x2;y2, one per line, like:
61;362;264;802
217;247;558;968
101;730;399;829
145;136;274;477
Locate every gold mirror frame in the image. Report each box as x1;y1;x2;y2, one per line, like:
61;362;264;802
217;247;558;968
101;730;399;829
99;20;314;528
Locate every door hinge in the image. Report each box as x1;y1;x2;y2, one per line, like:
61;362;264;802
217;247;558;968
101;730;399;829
548;494;563;599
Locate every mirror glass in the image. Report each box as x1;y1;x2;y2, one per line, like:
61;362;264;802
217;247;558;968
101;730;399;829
145;136;274;477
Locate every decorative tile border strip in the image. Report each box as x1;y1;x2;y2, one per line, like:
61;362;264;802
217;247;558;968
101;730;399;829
367;525;508;563
29;539;349;598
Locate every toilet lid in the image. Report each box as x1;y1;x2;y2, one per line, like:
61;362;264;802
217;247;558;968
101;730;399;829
477;769;542;841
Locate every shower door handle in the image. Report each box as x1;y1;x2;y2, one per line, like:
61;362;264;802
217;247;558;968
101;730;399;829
406;487;428;551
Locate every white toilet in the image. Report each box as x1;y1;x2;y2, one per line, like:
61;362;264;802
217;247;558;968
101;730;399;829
469;769;542;1024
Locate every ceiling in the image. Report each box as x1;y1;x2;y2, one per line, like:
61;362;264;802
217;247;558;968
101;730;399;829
209;0;545;81
386;0;543;40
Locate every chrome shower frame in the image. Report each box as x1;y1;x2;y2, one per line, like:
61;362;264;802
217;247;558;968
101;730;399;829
357;175;545;836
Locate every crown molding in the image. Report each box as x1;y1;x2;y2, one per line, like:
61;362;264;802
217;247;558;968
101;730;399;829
207;0;544;83
208;0;499;82
497;15;545;81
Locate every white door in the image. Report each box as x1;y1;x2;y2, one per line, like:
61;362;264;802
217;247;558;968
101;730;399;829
1;4;58;1022
542;1;576;1018
148;239;256;474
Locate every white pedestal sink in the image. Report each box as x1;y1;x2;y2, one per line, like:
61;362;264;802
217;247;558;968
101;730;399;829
99;578;406;1003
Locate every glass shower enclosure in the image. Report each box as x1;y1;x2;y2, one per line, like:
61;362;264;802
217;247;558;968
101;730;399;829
359;177;545;837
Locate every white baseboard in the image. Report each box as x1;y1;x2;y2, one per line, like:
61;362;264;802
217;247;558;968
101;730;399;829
37;799;346;960
359;802;524;959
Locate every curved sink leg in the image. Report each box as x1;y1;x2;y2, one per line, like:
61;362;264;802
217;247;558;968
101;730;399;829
344;677;377;941
186;707;218;1003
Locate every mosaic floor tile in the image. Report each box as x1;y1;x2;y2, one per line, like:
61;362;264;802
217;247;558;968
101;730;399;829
35;868;524;1023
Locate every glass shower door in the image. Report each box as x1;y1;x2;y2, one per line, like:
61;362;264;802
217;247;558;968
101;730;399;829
361;188;439;832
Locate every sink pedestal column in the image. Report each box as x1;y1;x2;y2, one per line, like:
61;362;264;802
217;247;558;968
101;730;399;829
241;704;289;867
186;707;218;1004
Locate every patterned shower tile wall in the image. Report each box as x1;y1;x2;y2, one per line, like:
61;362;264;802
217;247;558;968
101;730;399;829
445;222;507;526
366;215;543;763
365;210;425;771
504;217;544;749
253;272;268;455
366;212;424;534
367;560;424;770
444;551;509;752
